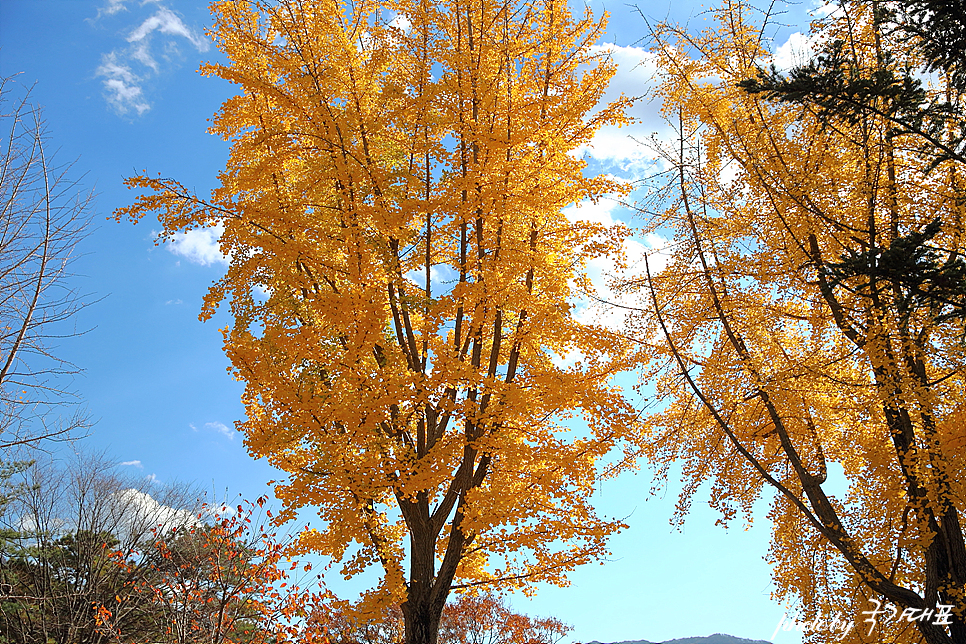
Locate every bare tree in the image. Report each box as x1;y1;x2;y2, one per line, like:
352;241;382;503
0;454;330;644
0;76;94;451
0;451;201;643
318;593;570;644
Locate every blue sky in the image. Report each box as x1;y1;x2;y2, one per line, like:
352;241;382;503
0;0;818;641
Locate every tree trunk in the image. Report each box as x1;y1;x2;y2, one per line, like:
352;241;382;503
402;587;444;644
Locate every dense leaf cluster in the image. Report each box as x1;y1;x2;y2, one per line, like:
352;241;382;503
641;1;966;642
117;1;637;641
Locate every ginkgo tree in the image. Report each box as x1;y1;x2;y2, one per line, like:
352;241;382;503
117;1;637;642
631;1;965;643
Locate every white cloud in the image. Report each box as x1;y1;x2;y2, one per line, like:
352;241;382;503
564;194;623;227
130;41;159;72
205;502;238;518
389;13;412;33
96;53;150;115
166;224;228;266
204;421;234;440
120;459;143;468
565;196;670;334
128;7;209;51
576;44;669;166
773;32;815;71
115;488;197;531
549;347;584;369
96;0;128;18
565;198;650;331
810;0;840;19
93;4;208;116
404;264;457;291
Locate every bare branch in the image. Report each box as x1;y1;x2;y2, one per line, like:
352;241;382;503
0;77;95;450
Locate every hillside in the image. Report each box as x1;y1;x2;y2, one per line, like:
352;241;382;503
589;634;772;644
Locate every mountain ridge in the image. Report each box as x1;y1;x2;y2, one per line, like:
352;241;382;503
587;634;772;644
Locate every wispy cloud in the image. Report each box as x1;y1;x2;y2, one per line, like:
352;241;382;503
204;421;234;440
128;7;209;50
190;421;235;440
92;3;209;116
96;53;150;115
120;459;143;468
95;0;128;19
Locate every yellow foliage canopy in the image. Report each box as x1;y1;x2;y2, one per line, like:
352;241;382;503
117;0;637;636
633;2;966;643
